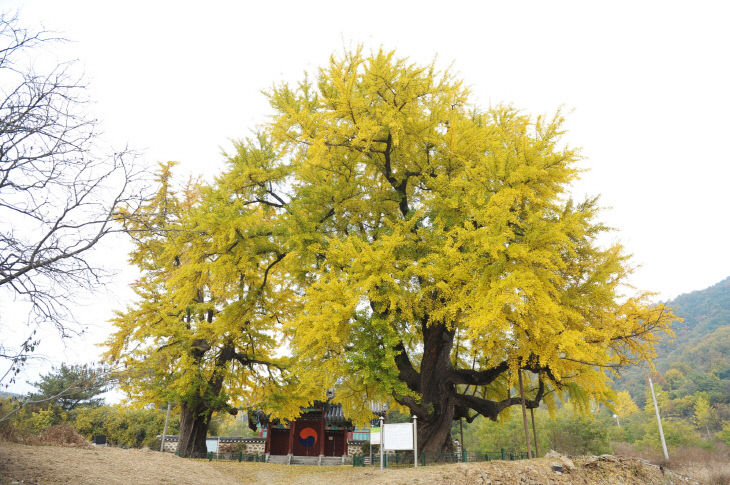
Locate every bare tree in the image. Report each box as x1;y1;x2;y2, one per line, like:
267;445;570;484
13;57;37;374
0;13;146;385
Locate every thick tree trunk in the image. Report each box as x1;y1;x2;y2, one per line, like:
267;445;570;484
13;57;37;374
393;319;547;458
396;322;546;458
414;322;457;459
176;342;235;457
177;401;213;457
416;395;456;459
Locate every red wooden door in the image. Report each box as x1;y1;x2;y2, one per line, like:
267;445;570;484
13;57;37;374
324;430;346;456
292;420;320;456
269;428;289;455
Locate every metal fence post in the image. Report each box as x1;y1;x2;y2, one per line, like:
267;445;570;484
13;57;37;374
412;415;418;468
379;416;385;471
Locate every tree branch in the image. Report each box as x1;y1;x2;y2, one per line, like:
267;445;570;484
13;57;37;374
393;342;421;392
450;361;509;386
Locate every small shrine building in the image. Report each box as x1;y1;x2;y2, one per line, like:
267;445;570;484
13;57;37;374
251;402;355;458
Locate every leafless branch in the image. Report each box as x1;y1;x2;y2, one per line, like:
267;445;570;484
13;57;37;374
0;384;76;423
0;14;148;383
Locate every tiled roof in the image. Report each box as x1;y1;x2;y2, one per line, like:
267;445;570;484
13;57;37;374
250;401;353;427
248;410;271;429
324;403;348;424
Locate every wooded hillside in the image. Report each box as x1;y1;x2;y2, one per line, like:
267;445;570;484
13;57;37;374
616;277;730;408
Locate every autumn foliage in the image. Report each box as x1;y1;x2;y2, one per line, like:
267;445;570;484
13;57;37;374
106;49;675;455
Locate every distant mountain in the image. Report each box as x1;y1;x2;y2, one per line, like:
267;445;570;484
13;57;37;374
0;390;22;399
615;277;730;406
658;277;730;366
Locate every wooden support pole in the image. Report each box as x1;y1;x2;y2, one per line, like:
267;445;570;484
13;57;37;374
160;401;171;452
518;370;533;459
530;407;539;457
460;418;465;461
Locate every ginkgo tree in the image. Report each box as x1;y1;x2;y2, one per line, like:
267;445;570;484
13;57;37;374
108;48;675;458
105;156;296;456
266;49;676;456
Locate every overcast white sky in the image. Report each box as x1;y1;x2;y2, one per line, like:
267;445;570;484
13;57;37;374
3;1;729;395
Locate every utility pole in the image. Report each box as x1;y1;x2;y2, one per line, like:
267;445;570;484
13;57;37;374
160;402;171;452
649;376;669;461
518;370;533;459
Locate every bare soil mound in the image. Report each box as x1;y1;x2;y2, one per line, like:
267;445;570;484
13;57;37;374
25;425;91;448
0;442;702;485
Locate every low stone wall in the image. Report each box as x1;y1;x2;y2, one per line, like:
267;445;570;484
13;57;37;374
162;439;177;453
347;440;366;456
158;436;266;454
163;435;359;457
347;441;401;458
218;439;266;454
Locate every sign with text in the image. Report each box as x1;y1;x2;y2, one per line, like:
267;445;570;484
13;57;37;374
370;427;381;445
383;422;414;450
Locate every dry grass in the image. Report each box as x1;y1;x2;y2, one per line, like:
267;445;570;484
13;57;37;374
0;441;704;485
22;425;91;448
613;442;730;485
0;443;241;485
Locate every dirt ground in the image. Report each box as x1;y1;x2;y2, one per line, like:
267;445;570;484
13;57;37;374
0;442;702;485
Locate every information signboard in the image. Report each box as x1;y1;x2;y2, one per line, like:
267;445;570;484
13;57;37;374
383;422;414;450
